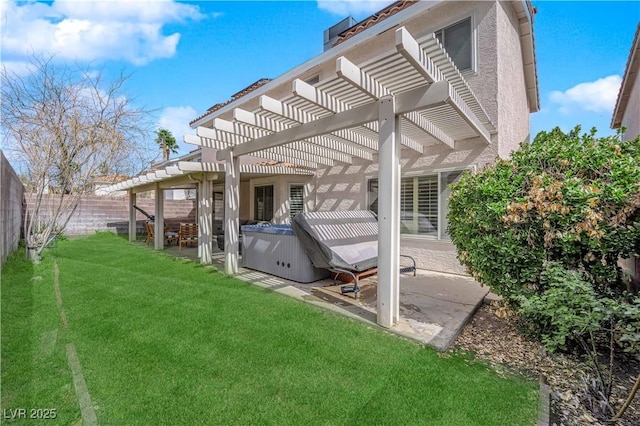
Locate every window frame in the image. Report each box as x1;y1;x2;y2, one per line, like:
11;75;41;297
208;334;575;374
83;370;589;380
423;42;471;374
366;166;474;240
253;184;275;222
434;15;476;74
288;183;306;221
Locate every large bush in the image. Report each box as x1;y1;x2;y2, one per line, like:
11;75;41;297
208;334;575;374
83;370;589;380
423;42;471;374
448;126;640;420
449;126;639;307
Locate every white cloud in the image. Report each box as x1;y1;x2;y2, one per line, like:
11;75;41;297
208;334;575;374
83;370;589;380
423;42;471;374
0;0;205;65
157;106;198;156
549;75;622;115
317;0;389;16
0;60;34;77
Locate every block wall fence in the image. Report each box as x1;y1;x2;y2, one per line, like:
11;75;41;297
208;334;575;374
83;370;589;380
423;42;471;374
1;151;197;268
23;194;197;237
1;152;25;267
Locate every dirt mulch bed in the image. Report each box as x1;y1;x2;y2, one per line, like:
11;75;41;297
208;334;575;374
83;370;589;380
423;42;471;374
452;301;640;425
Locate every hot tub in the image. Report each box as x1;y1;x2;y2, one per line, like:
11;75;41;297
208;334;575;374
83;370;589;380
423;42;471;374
241;224;330;283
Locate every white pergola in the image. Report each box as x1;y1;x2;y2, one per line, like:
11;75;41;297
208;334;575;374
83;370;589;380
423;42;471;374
198;28;495;328
104;26;495;329
109;160;313;264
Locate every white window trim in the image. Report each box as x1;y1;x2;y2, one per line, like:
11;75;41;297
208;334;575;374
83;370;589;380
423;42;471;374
435;14;477;75
288;183;306;221
366;166;475;241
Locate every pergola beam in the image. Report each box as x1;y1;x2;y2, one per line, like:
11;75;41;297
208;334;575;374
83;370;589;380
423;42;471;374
177;161;224;173
184;133;230;150
337;55;449;152
188;131;321;168
254;151;319;168
259;95;377;153
267;146;334;166
214;117;268;141
197;126;248;145
403;112;455;149
446;89;493;144
337;56;389;99
220;99;380;159
395;26;491;144
234;108;354;164
219;80;452;159
395;27;442;83
306;67;424;153
290;141;353;164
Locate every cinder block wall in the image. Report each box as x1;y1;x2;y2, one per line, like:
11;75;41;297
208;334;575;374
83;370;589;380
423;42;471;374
1;152;25;266
23;194;197;236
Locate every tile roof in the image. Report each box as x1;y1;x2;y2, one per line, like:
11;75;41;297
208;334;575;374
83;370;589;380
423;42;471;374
333;0;419;47
189;78;271;125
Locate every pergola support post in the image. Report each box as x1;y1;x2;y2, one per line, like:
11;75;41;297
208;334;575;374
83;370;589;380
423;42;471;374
128;191;137;242
198;177;213;264
223;152;240;274
154;183;164;250
377;95;401;328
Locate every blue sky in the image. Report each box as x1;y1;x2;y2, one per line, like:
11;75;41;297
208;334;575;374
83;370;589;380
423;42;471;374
1;0;639;157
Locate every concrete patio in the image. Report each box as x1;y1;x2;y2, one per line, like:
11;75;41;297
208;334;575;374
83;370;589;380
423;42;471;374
157;241;489;351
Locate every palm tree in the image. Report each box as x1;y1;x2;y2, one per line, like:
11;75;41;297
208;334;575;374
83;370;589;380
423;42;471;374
154;128;179;161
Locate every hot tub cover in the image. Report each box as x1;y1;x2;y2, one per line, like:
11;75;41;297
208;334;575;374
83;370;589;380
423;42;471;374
291;210;379;272
241;224;294;235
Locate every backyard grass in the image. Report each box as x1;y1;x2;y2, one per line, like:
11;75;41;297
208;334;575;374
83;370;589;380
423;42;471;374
2;233;539;425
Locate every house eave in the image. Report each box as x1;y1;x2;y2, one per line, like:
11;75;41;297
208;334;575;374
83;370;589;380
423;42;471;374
513;0;540;113
611;23;640;129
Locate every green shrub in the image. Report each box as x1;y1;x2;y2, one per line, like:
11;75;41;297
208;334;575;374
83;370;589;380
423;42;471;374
448;126;640;421
448;126;640;309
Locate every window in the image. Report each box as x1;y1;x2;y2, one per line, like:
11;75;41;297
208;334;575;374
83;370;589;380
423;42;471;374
289;185;304;220
435;17;472;72
254;185;274;221
367;170;465;239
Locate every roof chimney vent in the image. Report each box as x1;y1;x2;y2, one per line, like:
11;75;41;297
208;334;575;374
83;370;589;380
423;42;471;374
323;16;356;51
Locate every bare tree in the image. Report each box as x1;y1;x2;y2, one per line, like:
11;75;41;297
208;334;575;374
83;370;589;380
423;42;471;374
1;55;155;257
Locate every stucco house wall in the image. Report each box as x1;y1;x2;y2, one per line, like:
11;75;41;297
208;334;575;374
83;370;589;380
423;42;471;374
497;0;532;154
620;72;640;140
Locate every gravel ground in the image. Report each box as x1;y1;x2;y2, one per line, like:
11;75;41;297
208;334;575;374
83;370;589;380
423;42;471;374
452;301;640;426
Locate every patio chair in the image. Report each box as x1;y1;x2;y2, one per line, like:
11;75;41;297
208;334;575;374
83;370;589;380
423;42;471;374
178;223;198;250
291;210;416;298
145;222;178;246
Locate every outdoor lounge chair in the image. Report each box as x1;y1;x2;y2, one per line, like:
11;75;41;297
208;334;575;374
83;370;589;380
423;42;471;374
178;223;198;250
291;210;416;298
145;222;178;246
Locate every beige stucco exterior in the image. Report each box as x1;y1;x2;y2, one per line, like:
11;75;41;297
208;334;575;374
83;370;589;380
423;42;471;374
612;24;640;141
619;73;640;140
194;1;538;275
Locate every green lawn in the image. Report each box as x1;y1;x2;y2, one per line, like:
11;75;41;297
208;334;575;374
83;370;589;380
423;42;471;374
1;233;538;425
